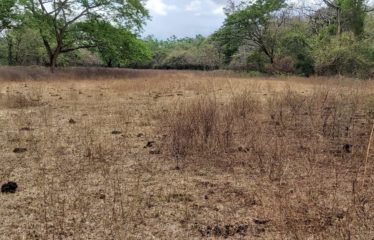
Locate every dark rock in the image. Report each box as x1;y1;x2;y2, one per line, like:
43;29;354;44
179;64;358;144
144;141;155;148
1;182;18;193
238;146;250;153
99;194;106;200
137;133;144;137
68;119;76;124
111;130;122;135
20;127;32;131
253;218;270;225
149;150;161;155
13;148;27;153
343;144;353;153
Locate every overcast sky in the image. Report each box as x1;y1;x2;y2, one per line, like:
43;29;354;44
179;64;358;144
143;0;227;39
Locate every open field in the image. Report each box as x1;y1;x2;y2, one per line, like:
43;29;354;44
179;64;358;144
1;68;374;239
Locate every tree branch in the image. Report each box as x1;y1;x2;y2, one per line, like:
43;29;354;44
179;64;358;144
60;44;97;53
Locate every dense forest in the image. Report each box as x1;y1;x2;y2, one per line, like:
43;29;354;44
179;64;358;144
0;0;373;78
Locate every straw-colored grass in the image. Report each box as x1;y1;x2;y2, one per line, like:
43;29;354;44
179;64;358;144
0;67;373;239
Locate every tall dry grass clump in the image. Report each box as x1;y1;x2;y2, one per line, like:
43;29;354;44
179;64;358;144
164;92;260;160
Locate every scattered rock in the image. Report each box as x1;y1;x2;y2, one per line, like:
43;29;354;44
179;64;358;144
198;223;248;238
1;182;18;193
99;194;106;200
149;150;161;155
20;127;32;131
144;141;155;148
111;130;122;135
238;146;250;153
137;133;144;137
253;218;271;225
13;148;27;153
69;119;76;124
343;144;353;153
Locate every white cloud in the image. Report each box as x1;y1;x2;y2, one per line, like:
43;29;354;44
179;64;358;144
184;0;224;16
146;0;177;16
186;0;203;11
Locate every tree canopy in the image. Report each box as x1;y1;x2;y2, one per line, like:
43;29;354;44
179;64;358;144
0;0;16;32
4;0;149;71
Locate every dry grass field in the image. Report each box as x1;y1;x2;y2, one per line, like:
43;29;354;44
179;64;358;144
1;67;374;239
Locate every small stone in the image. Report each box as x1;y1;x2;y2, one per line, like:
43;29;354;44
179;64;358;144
111;130;122;135
69;119;76;124
99;194;106;200
149;150;161;155
144;141;155;148
13;148;27;153
343;144;353;153
253;218;270;225
1;182;18;193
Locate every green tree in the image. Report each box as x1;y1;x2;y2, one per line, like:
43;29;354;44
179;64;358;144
5;25;46;65
322;0;372;36
79;20;151;67
13;0;149;71
0;0;15;32
213;0;287;64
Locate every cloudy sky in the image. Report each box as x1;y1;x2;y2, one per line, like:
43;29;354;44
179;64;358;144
143;0;227;39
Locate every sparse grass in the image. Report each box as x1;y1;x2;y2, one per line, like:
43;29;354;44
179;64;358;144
0;67;373;239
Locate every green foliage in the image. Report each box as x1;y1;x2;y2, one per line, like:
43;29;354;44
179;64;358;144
78;20;151;67
213;0;287;65
279;28;315;76
340;0;368;36
4;26;46;65
313;32;373;78
141;35;220;70
5;0;149;70
0;0;15;31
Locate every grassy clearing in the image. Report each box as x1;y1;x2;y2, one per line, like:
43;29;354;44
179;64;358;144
0;68;373;239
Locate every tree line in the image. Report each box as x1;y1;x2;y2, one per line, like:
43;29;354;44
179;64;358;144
0;0;373;78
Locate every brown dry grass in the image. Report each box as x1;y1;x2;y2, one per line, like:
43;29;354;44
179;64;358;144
0;67;374;239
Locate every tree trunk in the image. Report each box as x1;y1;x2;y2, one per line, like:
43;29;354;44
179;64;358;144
6;36;13;65
337;8;341;36
49;53;58;73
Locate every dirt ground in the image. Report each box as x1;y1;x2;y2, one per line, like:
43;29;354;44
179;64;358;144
0;69;374;239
